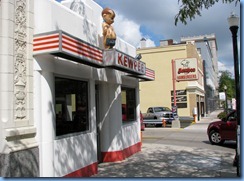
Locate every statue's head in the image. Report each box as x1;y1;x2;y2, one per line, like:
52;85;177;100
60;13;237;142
102;7;115;25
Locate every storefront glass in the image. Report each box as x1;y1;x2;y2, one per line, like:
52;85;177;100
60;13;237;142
55;77;89;136
121;87;136;122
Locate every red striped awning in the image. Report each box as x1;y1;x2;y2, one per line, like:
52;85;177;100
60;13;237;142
33;30;155;81
33;31;103;67
144;68;155;80
128;68;155;81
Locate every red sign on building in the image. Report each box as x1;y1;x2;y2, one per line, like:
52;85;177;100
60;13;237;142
174;58;198;81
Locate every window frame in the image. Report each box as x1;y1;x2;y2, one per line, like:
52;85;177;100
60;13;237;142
121;86;137;123
54;76;90;139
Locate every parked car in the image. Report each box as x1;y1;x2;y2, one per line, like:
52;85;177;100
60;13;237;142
140;112;145;131
207;110;237;145
142;106;175;127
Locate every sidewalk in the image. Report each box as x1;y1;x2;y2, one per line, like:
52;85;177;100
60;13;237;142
93;109;237;178
199;109;223;122
94;144;236;177
184;109;223;130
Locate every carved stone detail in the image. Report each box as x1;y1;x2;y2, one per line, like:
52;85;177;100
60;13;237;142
14;0;27;120
70;0;85;16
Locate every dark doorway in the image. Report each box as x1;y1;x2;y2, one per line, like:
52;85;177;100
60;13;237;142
95;84;102;163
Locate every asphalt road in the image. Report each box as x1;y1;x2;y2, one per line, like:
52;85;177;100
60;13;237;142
142;125;236;152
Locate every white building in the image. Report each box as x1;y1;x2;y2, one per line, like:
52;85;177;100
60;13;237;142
181;34;219;114
0;0;154;177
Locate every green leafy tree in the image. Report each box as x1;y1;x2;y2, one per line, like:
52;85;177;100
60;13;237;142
175;0;240;25
218;70;235;100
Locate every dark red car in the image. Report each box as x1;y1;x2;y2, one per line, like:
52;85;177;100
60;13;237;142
207;110;237;145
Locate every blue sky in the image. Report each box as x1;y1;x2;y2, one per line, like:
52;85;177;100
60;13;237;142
58;0;241;75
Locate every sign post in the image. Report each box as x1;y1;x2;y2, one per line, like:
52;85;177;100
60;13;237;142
171;59;180;128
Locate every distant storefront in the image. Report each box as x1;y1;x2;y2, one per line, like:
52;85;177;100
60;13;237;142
137;40;205;119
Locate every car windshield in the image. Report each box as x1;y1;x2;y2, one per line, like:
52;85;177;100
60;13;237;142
154;107;171;112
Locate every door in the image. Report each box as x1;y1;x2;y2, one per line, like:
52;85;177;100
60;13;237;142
95;84;102;163
201;102;205;117
221;111;237;140
197;102;200;121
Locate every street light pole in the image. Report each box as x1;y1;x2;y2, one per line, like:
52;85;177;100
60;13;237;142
224;85;227;114
227;12;240;177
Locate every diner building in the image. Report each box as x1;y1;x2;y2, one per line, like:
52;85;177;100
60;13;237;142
0;0;154;177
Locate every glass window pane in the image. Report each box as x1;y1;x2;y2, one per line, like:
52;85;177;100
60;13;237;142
55;77;89;137
121;87;136;122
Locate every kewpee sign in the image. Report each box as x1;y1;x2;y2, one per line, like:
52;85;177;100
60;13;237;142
174;58;198;81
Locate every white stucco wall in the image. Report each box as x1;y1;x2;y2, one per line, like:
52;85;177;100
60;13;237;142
34;0;141;177
34;55;98;176
99;77;140;153
34;57;140;177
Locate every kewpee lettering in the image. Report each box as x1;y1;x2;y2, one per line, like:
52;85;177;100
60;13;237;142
118;53;145;73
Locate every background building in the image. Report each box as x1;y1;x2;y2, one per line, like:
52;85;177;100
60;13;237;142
181;34;219;114
137;40;205;119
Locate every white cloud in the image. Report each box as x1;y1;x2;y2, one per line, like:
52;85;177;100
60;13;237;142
144;38;156;48
114;14;141;47
218;61;227;72
218;61;234;77
114;14;156;48
94;0;240;72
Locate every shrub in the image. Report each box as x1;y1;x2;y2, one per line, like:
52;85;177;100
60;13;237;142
217;112;227;119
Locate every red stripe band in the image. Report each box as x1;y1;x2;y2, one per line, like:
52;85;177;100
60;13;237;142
33;45;59;52
62;39;102;59
34;34;59;42
62;45;103;63
62;35;102;55
34;40;59;47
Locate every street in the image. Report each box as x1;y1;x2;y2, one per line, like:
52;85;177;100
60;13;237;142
143;126;236;152
94;111;237;178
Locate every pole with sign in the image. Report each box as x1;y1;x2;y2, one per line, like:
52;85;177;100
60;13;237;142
171;59;177;107
171;59;180;128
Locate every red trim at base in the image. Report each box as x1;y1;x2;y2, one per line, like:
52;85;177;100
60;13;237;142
64;162;98;177
102;142;142;162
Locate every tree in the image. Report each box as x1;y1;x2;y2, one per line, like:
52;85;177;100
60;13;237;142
175;0;240;25
218;70;235;99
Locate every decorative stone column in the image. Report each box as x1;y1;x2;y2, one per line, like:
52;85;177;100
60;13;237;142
0;0;38;177
14;0;27;120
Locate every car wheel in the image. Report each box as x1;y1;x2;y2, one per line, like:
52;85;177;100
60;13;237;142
209;130;224;145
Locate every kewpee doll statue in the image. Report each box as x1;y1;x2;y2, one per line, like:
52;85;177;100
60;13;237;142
102;8;116;49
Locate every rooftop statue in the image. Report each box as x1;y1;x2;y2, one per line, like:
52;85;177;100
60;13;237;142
102;7;116;49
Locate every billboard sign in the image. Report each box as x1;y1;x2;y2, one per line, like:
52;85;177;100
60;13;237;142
219;92;226;101
174;58;198;81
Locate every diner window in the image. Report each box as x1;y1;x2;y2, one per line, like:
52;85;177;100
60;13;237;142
55;77;89;137
121;87;136;122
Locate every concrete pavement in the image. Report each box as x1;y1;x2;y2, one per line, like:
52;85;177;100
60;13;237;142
93;110;238;178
